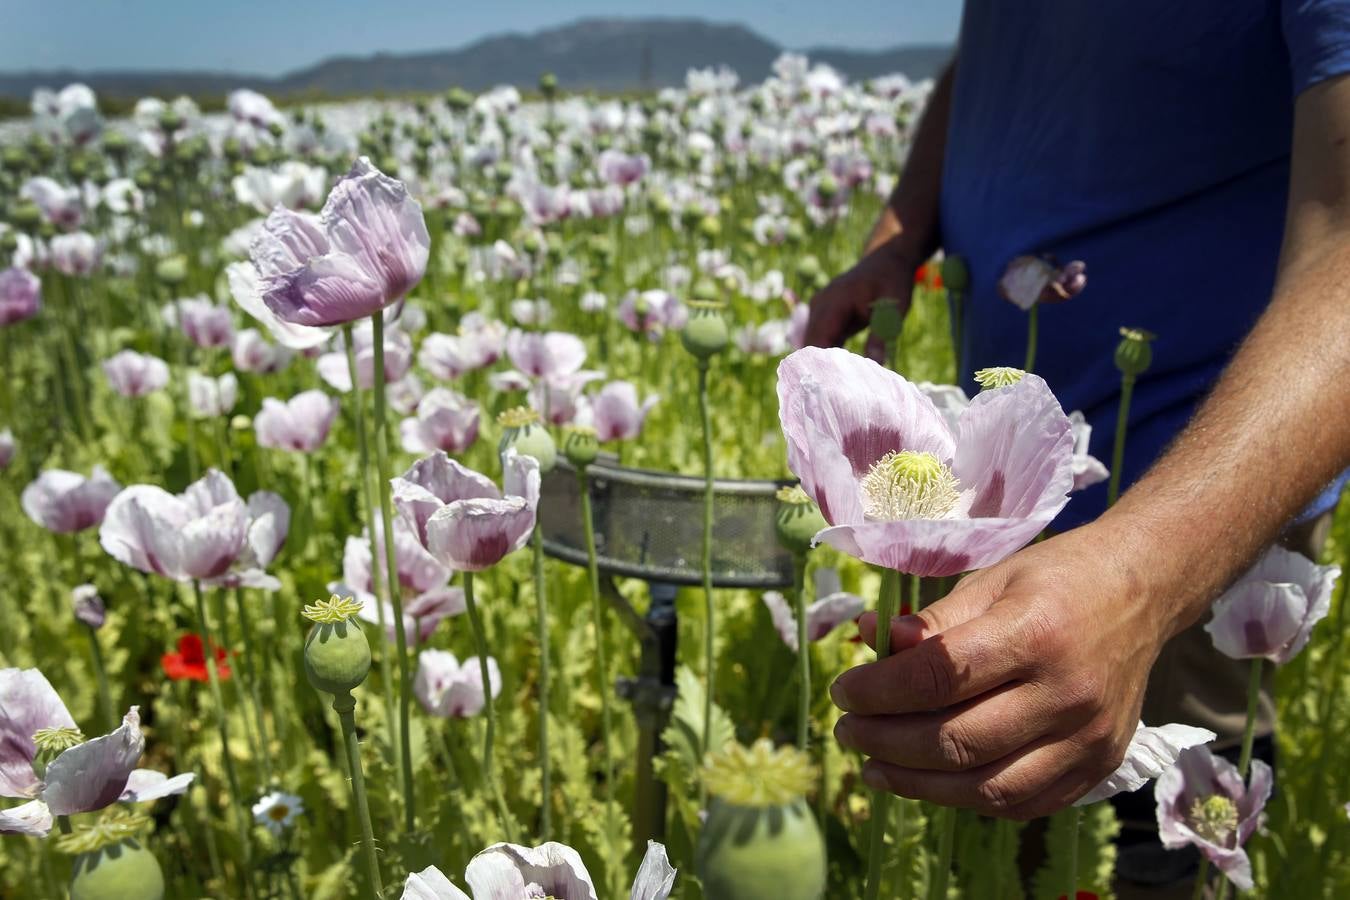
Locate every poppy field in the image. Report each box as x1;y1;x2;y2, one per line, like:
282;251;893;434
0;56;1348;900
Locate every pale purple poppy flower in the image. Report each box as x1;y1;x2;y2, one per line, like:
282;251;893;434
232;162;327;213
71;583;106;629
529;371;605;427
99;468;288;587
388;373;426;415
0;267;41;326
400;387;480;455
254;390;340;453
330;522;465;644
1204;545;1340;665
257;156;430;327
316;320;412;392
164;296;235;350
102;349;170;397
413;650;501;718
402;841;675;900
226;258;332;350
618;290;687;342
505;329;587;381
787;301;809;350
598;149;651;187
21;177;83;230
579;291;608;314
488;370;532;393
49;232;101;276
0;429;13;469
0;668;144;837
510;298;553;327
21;465;120;533
518;180;573;227
392;450;538;572
1155;746;1272;890
227;88;282;129
1075;722;1216;805
587;380;658;443
998;256;1087;311
188;372;239;419
735;320;791;357
232;328;293;374
777;347;1074;577
419;333;480;381
761;568;866;652
452;212;482;238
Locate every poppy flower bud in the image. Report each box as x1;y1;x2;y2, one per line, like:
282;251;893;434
775;486;827;556
1114;326;1156;377
697;739;826;900
680;203;705;230
61;811;165;900
681;300;731;360
302;596;372;697
9;201;40;230
795;254;821;283
868;298;904;343
698;215;722;240
497;406;557;473
446;87;473;111
940;255;969;293
691;278;720;304
154;255;187;286
538;72;559;100
72;584;105;630
562;425;599;468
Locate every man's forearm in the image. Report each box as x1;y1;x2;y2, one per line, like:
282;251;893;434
1100;76;1350;638
864;60;956;259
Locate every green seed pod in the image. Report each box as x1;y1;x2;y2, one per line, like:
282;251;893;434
698;214;722;240
681;300;730;360
498;407;558;473
70;840;165;900
785;219;805;244
795;254;821;284
775;486;827;556
690;278;720;304
1115;326;1156;377
562;425;599;468
940;254;970;293
154;255;188;286
868;298;904;343
697;740;826;900
302;596;372;696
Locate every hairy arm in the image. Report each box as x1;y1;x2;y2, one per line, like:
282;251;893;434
804;60;956;347
830;74;1350;818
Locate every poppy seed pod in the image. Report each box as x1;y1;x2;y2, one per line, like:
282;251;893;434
868;298;904;343
562;425;599;468
154;255;187;286
681;300;730;360
1115;326;1156;377
775;486;827;556
61;812;165;900
696;740;826;900
940;254;969;292
498;407;557;473
302;596;372;696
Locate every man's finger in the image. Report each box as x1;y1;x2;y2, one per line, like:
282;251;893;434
833;682;1064;772
854;611;927;653
859;733;1086;817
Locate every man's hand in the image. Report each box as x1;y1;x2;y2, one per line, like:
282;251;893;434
803;240;916;348
831;521;1168;820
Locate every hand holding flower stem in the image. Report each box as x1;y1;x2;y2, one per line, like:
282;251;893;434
862;569;902;900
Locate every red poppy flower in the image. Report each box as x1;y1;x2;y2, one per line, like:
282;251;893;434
162;633;231;682
914;263;944;291
1058;893;1099;900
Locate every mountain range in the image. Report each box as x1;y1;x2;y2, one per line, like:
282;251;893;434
0;17;952;101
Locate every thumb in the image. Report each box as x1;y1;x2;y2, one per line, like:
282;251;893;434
855;574;997;653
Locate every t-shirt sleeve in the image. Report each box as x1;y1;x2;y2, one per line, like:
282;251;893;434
1284;0;1350;94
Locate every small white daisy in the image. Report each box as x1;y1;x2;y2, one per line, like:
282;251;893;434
252;790;304;836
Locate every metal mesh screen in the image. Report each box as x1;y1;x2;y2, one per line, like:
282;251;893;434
539;457;796;588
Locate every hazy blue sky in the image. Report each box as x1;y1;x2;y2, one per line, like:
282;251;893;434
0;0;963;75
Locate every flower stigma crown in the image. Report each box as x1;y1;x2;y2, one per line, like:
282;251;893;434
860;450;960;521
302;594;364;624
1188;794;1239;846
704;738;816;807
973;367;1027;390
56;809;150;855
496;406;540;429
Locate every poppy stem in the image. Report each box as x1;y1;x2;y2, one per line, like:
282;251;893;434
462;570;513;840
863;568;902;900
792;554;810;750
368;312;416;832
697;358;717;806
332;690;383;898
931;804;957;900
577;466;614;805
1237;658;1263;778
191;580;255;899
1024;303;1039;373
531;523;552;839
1106;373;1135;507
1065;804;1082;900
84;623;115;733
1191;859;1211;900
233;588;274;785
341;323;399;776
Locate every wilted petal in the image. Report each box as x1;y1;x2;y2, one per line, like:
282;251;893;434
424;497;534;572
322;157;430;308
120;769;195;802
0;799;52;836
1076;722;1215;805
465;842;598;900
99;485;190;579
630;841;677;900
502;449;540;511
392;453;500;545
761;591;799;650
0;668;76;799
227;260;332;350
42;707;145;816
805;590;866;641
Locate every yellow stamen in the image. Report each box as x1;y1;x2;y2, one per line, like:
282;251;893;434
859;450;960;521
1188;794;1239;846
973;366;1027;390
496;406;539;429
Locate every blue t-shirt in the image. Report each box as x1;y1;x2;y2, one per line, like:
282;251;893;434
941;1;1350;530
